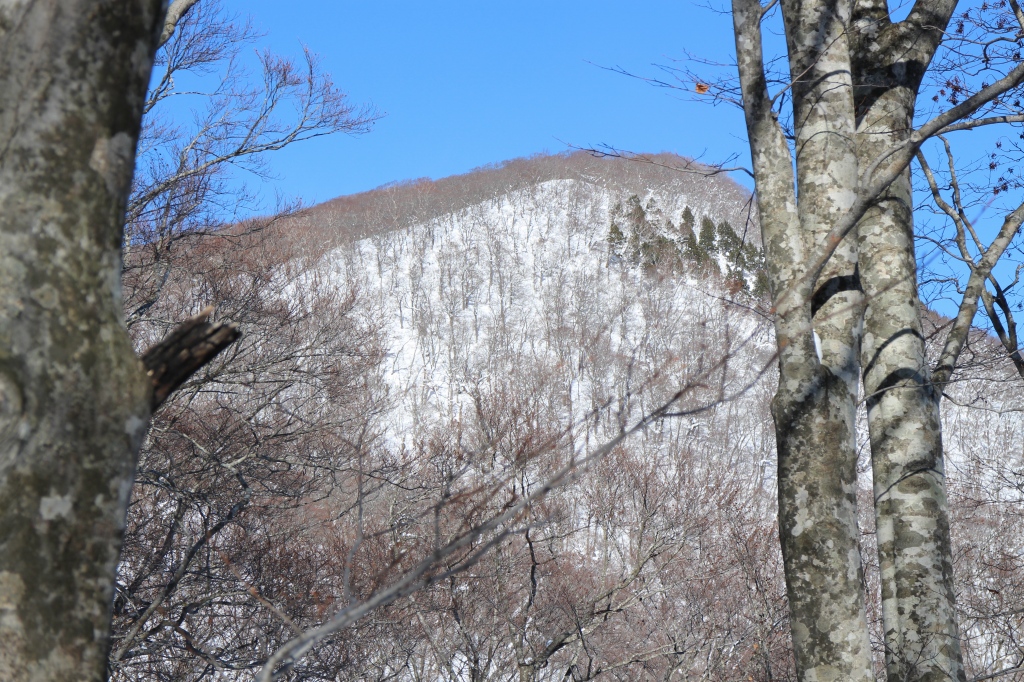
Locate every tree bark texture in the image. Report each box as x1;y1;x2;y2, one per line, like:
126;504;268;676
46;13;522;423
734;0;984;679
735;0;972;679
0;2;162;679
851;3;965;679
734;0;873;679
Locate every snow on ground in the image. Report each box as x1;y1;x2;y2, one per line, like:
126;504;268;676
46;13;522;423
312;173;1024;507
323;177;777;483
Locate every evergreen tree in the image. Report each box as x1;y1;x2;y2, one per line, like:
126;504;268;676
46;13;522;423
608;221;625;252
698;216;717;254
717;220;741;258
680;206;695;234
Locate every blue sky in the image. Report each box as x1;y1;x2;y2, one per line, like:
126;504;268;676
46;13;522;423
226;1;750;205
183;1;1020;322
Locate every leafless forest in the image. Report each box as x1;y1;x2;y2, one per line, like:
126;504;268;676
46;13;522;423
111;23;1024;673
115;156;1024;680
8;1;1018;680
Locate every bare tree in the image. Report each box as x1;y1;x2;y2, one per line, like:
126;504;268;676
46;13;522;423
20;2;1024;680
221;160;784;680
731;1;1024;680
108;5;785;679
123;0;377;329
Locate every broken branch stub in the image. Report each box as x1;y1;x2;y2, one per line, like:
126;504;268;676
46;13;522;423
141;306;241;409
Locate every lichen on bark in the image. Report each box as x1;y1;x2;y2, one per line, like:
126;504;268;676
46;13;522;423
0;1;164;679
851;4;966;679
734;1;972;680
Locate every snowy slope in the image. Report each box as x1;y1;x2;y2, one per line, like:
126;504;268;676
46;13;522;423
320;174;778;486
303;153;1024;502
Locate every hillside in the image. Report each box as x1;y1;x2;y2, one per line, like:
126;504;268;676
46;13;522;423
328;157;774;455
282;151;758;245
114;152;1024;682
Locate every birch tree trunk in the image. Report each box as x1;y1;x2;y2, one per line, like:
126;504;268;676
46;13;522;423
734;0;873;678
850;3;965;680
0;1;162;679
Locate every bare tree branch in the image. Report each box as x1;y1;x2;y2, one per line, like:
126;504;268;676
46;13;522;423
254;340;776;681
938;114;1024;135
778;60;1024;325
141;306;240;410
159;0;201;48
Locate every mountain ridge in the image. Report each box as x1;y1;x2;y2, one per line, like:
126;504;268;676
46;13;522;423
114;148;1024;681
280;151;758;247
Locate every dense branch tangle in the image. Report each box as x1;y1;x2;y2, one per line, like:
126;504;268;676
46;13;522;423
124;0;378;328
8;0;1020;678
114;2;1024;681
114;168;789;680
94;11;790;670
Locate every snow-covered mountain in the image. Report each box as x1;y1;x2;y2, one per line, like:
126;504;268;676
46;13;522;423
325;169;776;470
116;151;1024;681
296;151;1024;678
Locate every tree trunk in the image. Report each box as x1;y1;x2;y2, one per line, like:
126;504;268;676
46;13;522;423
852;5;966;677
857;152;964;682
734;0;873;678
0;1;162;679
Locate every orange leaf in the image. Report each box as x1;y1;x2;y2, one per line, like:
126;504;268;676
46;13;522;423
695;83;710;94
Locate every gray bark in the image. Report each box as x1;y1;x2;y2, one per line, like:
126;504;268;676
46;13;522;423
734;0;873;678
158;0;199;47
732;0;1022;679
0;1;163;679
851;4;965;680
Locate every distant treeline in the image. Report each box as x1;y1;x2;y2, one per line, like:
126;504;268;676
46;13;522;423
276;151;757;248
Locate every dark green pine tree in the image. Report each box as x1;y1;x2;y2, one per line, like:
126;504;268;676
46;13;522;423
607;201;626;258
716;220;741;258
608;221;625;250
680;206;695;233
698;216;717;254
